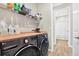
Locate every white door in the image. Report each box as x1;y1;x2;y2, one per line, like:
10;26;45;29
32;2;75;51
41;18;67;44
54;6;70;41
55;15;69;40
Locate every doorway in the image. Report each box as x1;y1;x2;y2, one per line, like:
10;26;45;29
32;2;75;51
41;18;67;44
53;3;72;48
52;3;73;56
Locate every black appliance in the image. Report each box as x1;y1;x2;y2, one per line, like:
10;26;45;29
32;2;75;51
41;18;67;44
37;34;49;56
0;33;49;56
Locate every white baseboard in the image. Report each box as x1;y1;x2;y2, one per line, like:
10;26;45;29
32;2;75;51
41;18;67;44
69;45;72;48
48;49;54;52
68;43;72;48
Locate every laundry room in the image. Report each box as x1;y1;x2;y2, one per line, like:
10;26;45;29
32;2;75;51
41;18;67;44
0;3;51;56
0;3;79;56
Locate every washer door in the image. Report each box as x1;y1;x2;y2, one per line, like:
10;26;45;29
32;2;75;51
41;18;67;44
15;45;40;56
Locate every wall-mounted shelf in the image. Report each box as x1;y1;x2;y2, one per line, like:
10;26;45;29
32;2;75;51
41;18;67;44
0;4;42;21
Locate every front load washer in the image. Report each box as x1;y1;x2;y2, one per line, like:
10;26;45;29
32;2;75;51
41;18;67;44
0;33;49;56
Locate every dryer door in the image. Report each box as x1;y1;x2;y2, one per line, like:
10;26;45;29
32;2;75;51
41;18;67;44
15;45;40;56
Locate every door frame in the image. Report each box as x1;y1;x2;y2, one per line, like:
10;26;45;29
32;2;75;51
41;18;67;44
53;3;73;47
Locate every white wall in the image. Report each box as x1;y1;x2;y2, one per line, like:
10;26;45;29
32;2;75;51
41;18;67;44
72;3;79;37
72;3;79;55
24;3;38;14
36;3;53;51
0;3;38;35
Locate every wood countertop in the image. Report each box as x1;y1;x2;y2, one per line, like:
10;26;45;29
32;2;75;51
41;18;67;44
0;32;47;42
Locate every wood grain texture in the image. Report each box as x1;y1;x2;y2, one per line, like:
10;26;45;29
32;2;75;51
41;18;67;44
0;32;46;42
48;39;72;56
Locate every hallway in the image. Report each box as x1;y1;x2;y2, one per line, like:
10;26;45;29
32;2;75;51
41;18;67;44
48;39;72;56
